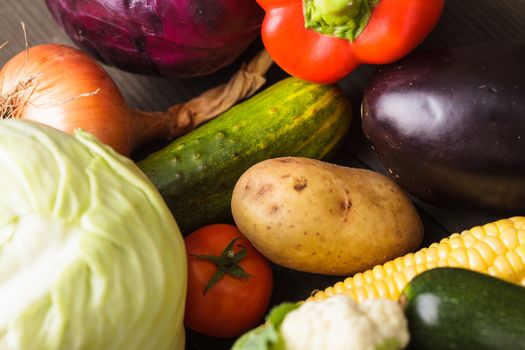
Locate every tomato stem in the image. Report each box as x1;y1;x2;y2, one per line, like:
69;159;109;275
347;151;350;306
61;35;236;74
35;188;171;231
191;237;251;295
303;0;380;41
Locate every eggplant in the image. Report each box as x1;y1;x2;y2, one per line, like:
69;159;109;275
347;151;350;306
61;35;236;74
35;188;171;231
362;42;525;212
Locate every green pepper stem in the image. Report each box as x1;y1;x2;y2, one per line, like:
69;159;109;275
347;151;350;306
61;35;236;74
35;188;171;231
303;0;380;41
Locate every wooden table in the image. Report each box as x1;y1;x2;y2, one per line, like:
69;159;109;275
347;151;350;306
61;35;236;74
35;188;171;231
2;0;525;349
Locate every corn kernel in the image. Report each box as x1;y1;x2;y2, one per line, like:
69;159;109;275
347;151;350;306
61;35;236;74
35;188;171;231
372;280;390;299
500;228;519;249
482;235;507;255
414;250;427;265
469;226;485;240
382;275;398;298
363;270;375;284
513;217;525;229
506;251;525;280
517;230;525;245
354;287;368;303
333;281;346;294
352;273;365;287
392;271;408;293
423;247;439;263
448;235;466;250
372;265;386;280
466;247;488;271
482;223;498;237
415;263;432;274
402;253;415;267
487;266;500;278
393;257;405;271
472;240;497;266
496;219;516;232
515;244;525;262
450;247;469;267
383;261;396;275
363;284;378;300
323;287;335;298
344;277;355;290
437;259;449;267
461;233;478;248
437;243;452;260
493;255;516;282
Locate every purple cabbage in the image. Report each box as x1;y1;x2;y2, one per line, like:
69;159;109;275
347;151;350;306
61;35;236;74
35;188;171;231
46;0;265;77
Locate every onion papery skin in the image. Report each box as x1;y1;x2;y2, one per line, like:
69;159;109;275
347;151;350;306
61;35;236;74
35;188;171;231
0;44;136;155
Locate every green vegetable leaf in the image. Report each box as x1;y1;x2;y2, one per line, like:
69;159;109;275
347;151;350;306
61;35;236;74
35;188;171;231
231;323;279;350
266;303;301;327
231;302;300;350
374;338;403;350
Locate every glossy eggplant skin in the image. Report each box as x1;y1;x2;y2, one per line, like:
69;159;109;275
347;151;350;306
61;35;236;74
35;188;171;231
362;42;525;212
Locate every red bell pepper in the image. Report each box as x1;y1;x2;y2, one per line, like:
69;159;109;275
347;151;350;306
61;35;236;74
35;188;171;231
256;0;445;83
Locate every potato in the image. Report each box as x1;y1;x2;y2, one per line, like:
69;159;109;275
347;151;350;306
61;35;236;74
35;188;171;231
231;157;423;275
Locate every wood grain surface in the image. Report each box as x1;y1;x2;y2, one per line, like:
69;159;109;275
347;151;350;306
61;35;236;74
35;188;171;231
1;0;525;349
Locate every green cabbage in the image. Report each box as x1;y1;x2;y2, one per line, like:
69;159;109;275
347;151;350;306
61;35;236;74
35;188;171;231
0;120;187;350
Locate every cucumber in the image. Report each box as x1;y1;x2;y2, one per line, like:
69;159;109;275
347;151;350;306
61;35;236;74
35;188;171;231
401;267;525;350
138;77;352;233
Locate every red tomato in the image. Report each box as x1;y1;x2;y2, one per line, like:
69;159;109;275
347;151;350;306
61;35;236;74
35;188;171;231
184;224;273;338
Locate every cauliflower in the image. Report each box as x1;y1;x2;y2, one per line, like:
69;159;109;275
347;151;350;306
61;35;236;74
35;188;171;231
280;295;409;350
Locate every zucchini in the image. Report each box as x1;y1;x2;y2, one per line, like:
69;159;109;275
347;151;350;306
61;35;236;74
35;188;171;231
402;267;525;350
138;77;352;233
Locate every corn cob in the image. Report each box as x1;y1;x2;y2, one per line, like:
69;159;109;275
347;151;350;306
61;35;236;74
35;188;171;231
309;217;525;302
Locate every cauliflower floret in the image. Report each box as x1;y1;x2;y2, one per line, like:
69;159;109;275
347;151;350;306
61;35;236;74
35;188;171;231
280;295;409;350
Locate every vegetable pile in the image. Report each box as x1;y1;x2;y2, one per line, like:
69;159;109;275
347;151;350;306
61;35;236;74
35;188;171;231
1;0;525;349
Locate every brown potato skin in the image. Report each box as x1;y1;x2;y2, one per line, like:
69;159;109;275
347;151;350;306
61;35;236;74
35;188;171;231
231;157;423;275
